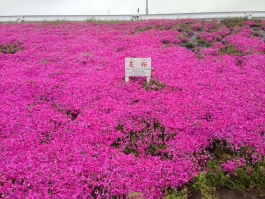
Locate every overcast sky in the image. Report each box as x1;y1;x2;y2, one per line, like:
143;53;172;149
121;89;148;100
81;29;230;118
0;0;264;15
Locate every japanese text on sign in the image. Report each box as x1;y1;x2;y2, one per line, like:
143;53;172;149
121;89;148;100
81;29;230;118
125;58;151;83
125;58;151;76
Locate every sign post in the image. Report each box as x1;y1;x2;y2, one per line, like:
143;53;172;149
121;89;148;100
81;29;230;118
125;58;151;83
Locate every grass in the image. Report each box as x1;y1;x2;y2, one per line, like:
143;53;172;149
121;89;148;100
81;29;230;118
165;140;265;199
221;17;248;28
219;45;241;56
43;19;68;25
85;18;129;24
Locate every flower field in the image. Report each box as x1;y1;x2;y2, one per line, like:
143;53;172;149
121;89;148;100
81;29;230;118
0;18;265;198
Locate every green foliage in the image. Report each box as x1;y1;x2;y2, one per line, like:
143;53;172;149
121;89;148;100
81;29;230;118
130;26;156;34
177;34;189;43
155;26;165;31
138;26;152;32
219;45;241;56
42;19;68;25
164;187;188;199
164;139;265;198
209;26;219;32
6;45;16;54
179;22;190;29
251;19;262;27
186;41;195;48
176;23;193;34
191;140;265;198
128;192;145;199
0;44;22;54
195;39;212;47
192;172;218;199
221;17;248;28
184;27;192;34
183;39;211;51
85;18;128;24
195;39;207;45
111;119;176;160
230;159;265;190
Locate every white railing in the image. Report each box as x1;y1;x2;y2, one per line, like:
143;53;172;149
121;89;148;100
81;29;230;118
0;11;265;23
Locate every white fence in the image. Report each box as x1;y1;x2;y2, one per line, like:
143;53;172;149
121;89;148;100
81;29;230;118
0;11;265;23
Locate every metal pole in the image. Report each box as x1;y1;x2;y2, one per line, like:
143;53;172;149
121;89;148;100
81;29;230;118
146;0;149;15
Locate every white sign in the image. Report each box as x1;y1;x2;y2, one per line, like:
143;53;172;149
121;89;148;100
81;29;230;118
125;58;151;83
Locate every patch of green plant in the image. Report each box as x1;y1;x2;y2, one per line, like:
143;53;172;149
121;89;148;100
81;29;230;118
219;45;241;55
137;26;153;33
164;187;189;199
200;20;206;31
178;23;192;34
205;43;212;48
143;79;166;91
210;27;219;32
195;38;206;45
184;27;192;34
85;18;98;23
164;139;265;198
0;44;22;54
129;192;145;199
156;26;165;31
186;41;195;48
85;18;128;24
221;17;248;28
43;19;68;25
177;34;189;43
111;119;176;160
192;172;218;199
192;140;265;197
251;19;262;27
194;39;212;47
179;22;191;29
206;20;221;32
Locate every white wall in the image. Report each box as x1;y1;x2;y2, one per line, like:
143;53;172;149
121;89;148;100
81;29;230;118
0;0;264;15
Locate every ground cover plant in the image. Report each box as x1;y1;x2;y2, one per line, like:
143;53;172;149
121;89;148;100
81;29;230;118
0;18;265;198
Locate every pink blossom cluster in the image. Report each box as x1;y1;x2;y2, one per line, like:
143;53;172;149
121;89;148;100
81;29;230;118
225;35;265;54
221;158;246;172
246;20;257;28
0;19;265;198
